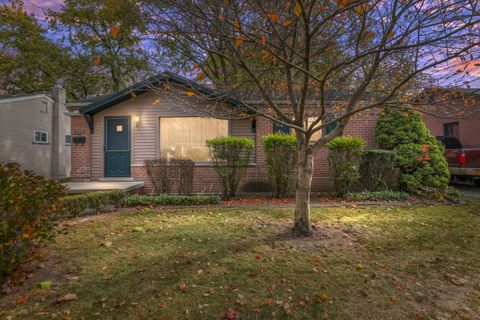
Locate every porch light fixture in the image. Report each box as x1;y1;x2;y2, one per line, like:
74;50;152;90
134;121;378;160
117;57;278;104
135;116;141;128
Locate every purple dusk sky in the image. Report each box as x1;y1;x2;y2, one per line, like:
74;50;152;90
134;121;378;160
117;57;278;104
2;0;479;88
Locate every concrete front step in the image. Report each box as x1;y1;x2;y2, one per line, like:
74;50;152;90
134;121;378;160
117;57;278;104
98;177;135;182
64;181;144;194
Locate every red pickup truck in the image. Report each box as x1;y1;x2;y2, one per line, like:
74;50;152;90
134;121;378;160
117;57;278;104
437;136;480;186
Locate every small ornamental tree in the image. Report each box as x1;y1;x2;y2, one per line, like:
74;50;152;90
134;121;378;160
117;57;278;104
327;136;366;197
375;109;450;193
0;162;65;283
263;133;297;198
207;137;254;199
360;149;396;191
143;0;479;236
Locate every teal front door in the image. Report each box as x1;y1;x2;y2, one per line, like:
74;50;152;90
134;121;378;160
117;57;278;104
104;117;131;177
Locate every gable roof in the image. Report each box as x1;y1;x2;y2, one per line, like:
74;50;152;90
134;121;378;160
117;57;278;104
79;72;244;116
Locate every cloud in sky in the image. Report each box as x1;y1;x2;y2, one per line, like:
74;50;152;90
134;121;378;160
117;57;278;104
5;0;63;19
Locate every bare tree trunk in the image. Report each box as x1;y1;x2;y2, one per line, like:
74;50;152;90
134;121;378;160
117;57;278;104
293;145;314;237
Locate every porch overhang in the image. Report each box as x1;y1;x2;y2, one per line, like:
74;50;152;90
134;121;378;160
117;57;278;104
78;72;247;132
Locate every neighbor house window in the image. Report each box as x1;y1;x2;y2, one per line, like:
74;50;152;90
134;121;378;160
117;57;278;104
34;131;48;144
160;117;229;161
324;114;339;135
65;135;71;145
443;122;459;138
273;122;290;134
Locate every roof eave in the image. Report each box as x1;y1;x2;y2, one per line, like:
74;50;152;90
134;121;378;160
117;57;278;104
79;72;244;116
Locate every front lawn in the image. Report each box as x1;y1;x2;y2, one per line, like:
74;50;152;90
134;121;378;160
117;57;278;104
1;202;480;319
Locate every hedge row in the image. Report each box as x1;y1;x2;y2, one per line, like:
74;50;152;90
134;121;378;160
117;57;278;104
345;190;409;201
62;190;126;216
122;194;221;206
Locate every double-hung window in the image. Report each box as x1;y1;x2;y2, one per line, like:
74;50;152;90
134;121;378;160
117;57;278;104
34;131;48;144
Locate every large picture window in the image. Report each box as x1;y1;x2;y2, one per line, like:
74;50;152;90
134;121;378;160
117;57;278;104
160;117;229;161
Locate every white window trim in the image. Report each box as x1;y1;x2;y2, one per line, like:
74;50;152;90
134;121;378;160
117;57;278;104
33;131;49;144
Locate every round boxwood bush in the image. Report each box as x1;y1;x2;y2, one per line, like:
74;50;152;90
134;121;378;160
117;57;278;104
327;136;366;197
262;133;297;198
375;109;449;193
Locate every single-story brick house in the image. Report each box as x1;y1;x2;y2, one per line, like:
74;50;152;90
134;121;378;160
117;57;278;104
66;72;378;194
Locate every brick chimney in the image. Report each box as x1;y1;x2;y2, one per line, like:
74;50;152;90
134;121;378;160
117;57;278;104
51;86;70;179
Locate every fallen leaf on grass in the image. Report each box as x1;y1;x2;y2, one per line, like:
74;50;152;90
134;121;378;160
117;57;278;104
235;294;247;306
446;274;467;286
30;280;52;290
102;241;113;247
16;295;27;305
55;293;77;303
221;309;238;319
390;294;399;302
315;294;328;302
298;299;308;308
263;298;273;306
282;302;292;314
178;281;187;291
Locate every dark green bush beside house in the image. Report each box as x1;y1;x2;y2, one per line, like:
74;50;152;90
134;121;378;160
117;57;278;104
207;137;254;199
262;133;297;198
122;194;221;206
62;190;126;216
360;149;396;191
327;136;366;197
0;162;65;283
375;109;450;193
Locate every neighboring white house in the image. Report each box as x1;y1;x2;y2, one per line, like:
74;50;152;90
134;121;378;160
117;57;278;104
0;87;71;179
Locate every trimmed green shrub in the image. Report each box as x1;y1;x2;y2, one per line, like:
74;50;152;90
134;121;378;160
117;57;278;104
346;190;409;201
122;194;221;206
375;109;450;193
207;137;254;199
1;162;65;283
327;136;366;197
360;149;396;191
62;190;126;216
262;133;297;198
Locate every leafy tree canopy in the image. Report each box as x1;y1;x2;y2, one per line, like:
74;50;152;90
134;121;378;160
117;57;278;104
48;0;152;92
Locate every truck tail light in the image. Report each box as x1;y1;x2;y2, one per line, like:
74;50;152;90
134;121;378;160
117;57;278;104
459;152;467;165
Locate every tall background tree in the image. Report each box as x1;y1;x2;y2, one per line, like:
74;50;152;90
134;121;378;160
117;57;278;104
0;1;114;99
48;0;152;92
141;0;480;236
0;1;62;95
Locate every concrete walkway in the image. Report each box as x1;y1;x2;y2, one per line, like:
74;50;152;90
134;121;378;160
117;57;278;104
64;181;144;194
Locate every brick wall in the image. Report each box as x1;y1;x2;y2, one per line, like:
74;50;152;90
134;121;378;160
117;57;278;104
70;115;91;181
419;91;480;148
423;115;480;148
